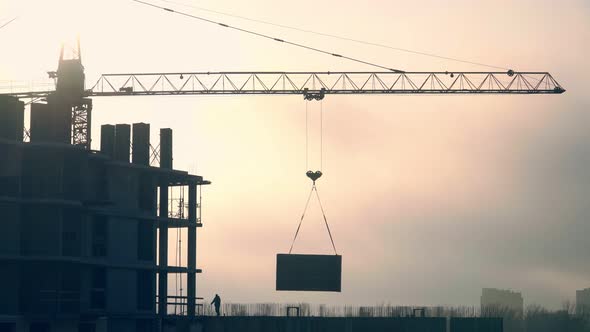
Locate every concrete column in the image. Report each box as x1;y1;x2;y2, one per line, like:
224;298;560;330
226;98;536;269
100;125;115;157
159;128;172;169
158;128;172;317
187;183;197;316
0;96;24;141
30;103;50;143
47;96;72;144
132;123;150;166
30;97;72;144
158;185;168;317
114;124;130;162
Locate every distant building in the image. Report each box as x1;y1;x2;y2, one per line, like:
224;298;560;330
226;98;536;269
577;288;590;316
481;288;524;318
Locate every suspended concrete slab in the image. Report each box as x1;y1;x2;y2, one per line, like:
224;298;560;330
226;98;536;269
276;254;341;292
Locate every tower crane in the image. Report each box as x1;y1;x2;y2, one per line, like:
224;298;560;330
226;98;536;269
0;0;567;298
0;1;565;150
0;44;565;150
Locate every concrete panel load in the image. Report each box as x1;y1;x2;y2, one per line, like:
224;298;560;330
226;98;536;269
278;103;342;292
276;254;342;292
0;95;24;141
278;172;341;292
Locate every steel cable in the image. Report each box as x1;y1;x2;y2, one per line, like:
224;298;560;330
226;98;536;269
131;0;403;72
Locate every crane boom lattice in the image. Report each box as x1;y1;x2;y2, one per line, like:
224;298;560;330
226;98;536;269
2;71;564;100
91;71;565;98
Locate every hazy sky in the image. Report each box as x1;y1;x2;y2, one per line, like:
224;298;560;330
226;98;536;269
1;0;589;309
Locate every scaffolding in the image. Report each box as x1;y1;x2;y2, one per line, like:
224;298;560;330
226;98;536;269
156;176;207;317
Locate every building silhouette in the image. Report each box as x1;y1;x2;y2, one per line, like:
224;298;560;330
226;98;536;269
577;288;590;316
481;288;524;318
0;95;209;332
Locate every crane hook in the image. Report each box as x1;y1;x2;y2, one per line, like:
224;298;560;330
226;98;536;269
306;170;322;183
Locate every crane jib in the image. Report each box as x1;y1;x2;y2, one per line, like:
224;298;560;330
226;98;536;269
1;71;564;100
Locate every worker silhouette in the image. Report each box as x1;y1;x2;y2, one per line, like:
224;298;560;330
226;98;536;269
211;294;221;316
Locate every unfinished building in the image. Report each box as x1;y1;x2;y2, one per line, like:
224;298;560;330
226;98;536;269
0;95;209;332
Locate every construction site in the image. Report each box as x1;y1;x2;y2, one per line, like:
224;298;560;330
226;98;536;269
0;0;580;331
0;50;566;332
